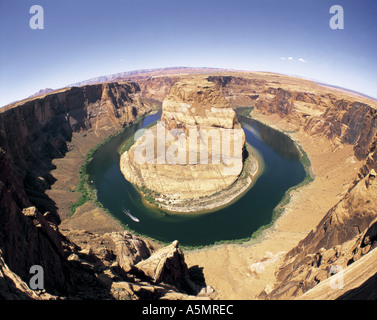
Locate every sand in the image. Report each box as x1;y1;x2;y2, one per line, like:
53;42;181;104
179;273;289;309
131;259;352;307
184;111;364;300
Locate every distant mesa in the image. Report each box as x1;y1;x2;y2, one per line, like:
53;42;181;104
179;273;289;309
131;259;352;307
28;88;54;98
69;67;233;87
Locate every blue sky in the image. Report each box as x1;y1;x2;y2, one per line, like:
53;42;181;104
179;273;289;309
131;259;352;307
0;0;376;106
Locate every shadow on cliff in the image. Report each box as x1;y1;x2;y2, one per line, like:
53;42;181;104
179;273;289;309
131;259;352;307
188;265;207;290
337;271;377;300
21;124;76;225
24;167;60;224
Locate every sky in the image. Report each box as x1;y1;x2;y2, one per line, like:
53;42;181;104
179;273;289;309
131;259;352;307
0;0;376;106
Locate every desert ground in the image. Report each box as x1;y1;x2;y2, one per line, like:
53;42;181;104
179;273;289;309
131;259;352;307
184;110;363;299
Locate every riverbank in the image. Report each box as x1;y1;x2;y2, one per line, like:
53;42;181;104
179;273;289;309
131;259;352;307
184;109;364;299
136;143;263;214
59;110;161;234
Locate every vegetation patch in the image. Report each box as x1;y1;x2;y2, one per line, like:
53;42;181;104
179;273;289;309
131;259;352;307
69;112;155;217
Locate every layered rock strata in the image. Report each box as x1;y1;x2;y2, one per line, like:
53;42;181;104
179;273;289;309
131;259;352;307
264;169;377;299
0;82;154;220
120;79;248;211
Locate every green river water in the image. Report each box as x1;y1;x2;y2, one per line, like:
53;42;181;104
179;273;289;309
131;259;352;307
86;109;307;246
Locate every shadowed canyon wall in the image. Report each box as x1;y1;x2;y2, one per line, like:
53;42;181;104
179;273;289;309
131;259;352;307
0;82;154;296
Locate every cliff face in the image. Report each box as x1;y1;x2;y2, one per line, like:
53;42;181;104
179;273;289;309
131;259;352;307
0;82;155;297
207;74;377;181
0;148;71;295
120;79;246;206
161;79;240;130
0;82;151;217
136;76;181;102
207;75;265;107
265;170;377;299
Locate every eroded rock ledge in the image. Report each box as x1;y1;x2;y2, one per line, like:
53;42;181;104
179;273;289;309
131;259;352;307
120;79;259;212
0;206;209;300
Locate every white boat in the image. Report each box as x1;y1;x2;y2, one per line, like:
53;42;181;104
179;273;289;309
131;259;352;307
122;208;140;222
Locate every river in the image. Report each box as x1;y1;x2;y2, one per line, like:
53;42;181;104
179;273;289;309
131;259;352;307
86;109;306;246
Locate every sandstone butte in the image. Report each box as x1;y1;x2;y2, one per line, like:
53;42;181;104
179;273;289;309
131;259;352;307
120;79;256;212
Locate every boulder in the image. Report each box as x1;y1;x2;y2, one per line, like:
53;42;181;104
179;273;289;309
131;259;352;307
134;240;197;294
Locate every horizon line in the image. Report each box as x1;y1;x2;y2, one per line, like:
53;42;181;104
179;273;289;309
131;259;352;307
2;66;377;108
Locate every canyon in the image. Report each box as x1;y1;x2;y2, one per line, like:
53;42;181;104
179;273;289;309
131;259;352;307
1;67;377;300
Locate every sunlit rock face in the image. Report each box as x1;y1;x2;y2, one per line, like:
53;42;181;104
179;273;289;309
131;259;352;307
120;79;246;201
